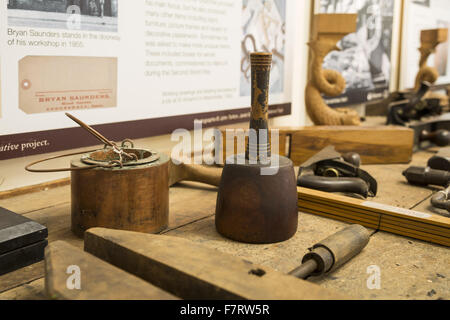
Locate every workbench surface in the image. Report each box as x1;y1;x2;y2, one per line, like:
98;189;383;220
0;150;449;300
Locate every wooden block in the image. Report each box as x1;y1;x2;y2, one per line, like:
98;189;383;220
45;241;177;300
84;228;349;300
284;126;414;165
312;14;357;39
421;28;448;44
218;126;414;165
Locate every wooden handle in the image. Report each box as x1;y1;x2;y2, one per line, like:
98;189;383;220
183;164;222;187
246;52;272;161
169;159;222;187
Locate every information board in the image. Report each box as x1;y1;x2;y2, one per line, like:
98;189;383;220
0;0;295;160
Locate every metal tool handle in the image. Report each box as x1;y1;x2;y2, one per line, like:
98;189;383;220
403;166;450;187
66;113;113;147
297;175;370;198
420;129;450;147
342;152;361;168
289;225;370;279
25;140;135;173
246;52;272;161
428;152;450;171
410;81;431;106
431;186;450;213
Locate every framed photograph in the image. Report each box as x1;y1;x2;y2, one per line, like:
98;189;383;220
240;0;286;96
7;0;118;32
399;0;450;90
312;0;403;106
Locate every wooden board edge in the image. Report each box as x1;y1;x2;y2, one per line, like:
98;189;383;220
0;178;71;200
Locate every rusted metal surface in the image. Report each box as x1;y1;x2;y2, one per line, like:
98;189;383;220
81;148;159;167
65;113;138;166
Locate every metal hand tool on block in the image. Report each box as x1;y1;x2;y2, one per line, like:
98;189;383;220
297;146;377;199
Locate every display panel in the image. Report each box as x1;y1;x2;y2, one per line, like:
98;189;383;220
400;0;450;90
314;0;399;106
0;0;295;160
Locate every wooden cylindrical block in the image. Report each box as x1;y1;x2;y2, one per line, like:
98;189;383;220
70;154;169;238
215;155;298;244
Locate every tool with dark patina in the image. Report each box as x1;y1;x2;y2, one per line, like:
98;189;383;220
215;52;298;244
387;82;450;149
403;147;450;213
25;114;169;238
297;146;377;199
289;225;370;279
0;207;48;275
403;147;450;187
387;82;438;126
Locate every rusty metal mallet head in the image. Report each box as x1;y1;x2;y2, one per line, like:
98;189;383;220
215;52;298;244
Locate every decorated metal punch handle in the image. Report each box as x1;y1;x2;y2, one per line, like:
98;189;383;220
246;52;272;162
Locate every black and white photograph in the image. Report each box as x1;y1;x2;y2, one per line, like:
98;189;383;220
7;0;118;32
240;0;286;96
318;0;394;106
435;20;449;77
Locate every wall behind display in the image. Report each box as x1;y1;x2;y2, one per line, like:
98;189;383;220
399;0;450;90
0;0;307;162
313;0;402;107
0;0;312;191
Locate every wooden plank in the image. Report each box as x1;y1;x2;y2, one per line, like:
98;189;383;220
0;261;44;295
0;279;47;300
299;203;450;246
298;188;450;246
0;178;70;201
0;185;70;215
84;228;349;300
299;188;450;228
300;195;450;237
299;206;450;247
218;127;414;166
285;126;414;165
45;241;177;300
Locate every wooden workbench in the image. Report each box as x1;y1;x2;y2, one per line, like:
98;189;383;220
0;149;449;300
